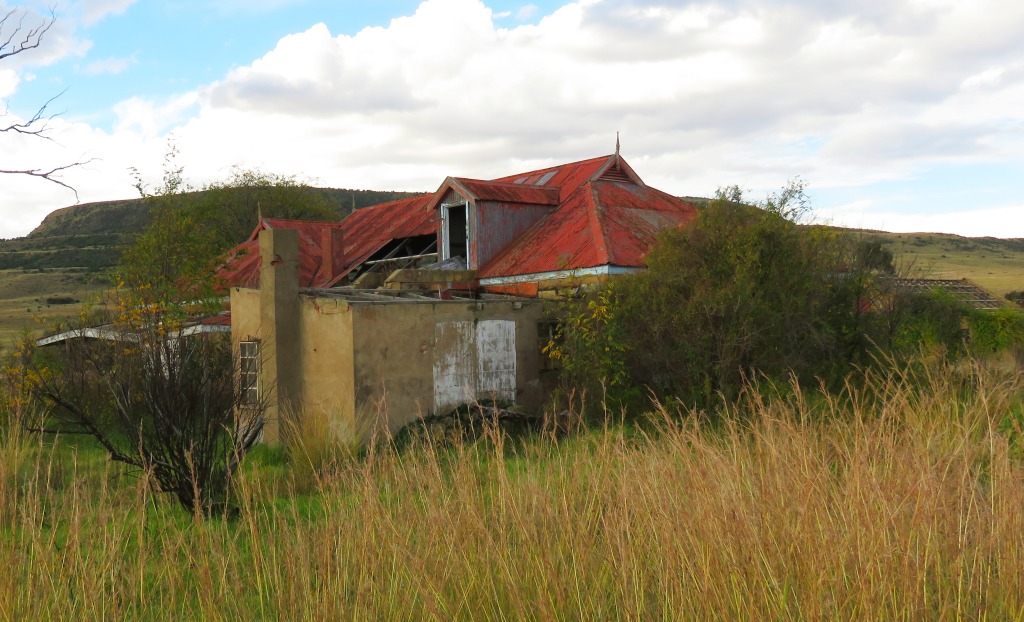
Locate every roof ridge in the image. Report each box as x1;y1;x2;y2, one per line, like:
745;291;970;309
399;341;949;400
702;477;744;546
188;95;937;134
585;182;610;265
453;176;559;190
491;154;614;183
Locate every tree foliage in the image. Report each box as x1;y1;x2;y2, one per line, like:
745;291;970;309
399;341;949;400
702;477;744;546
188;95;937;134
608;182;860;404
119;147;337;307
548;180;1019;414
16;150;326;516
547;180;934;411
192;167;337;247
543;286;631;407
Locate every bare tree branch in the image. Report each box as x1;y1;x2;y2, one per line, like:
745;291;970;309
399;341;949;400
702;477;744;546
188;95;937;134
0;158;97;201
0;7;55;61
1;89;67;139
28;318;268;515
1;8;88;200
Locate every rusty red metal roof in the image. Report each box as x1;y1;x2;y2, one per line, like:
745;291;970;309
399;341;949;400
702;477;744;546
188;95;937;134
219;218;347;289
328;194;436;284
478;179;698;279
491;154;641;202
221;154;694;290
446;178;560;206
220;196;436;289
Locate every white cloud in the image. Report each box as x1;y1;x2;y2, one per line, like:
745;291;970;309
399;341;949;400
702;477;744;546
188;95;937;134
517;4;539;20
80;0;137;26
83;54;136;75
4;0;1024;238
0;68;18;98
113;92;199;137
828;202;1024;238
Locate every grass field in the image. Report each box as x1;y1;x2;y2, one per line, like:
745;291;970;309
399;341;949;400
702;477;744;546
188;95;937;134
0;269;108;346
1;360;1022;619
862;231;1024;297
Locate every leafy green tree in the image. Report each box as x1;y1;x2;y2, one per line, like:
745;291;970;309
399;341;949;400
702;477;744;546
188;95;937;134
550;180;898;411
968;307;1024;357
609;183;850;404
543;286;632;408
117;145;223;317
119;147;336;310
188;167;337;249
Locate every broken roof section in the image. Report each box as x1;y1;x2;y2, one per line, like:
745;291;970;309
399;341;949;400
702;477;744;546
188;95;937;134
220;196;436;289
219;218;347;289
220;152;698;292
325;194;436;286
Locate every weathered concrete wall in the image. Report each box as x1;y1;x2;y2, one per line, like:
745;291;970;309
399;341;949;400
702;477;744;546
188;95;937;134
232;229;556;446
349;301;550;437
258;228;301;444
232;287;358;446
296;296;356;441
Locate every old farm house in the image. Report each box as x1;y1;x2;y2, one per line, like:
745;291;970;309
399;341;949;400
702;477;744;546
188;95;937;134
225;153;698;442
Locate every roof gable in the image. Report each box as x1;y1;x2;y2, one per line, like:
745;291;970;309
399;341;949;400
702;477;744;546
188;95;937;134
478;179;697;279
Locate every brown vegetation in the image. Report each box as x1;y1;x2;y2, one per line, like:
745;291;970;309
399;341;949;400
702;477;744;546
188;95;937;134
0;360;1022;618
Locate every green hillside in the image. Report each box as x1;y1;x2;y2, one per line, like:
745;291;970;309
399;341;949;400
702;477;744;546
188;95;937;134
0;187;422;344
0;187;421;273
852;230;1024;298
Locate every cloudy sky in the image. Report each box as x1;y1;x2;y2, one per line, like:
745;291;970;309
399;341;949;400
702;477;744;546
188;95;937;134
1;0;1022;239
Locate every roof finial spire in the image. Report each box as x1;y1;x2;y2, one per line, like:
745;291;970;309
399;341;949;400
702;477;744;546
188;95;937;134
615;131;620;158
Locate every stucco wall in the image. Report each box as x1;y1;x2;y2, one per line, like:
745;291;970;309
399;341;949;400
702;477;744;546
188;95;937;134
349;300;550;437
235;286;554;444
231;288;262;344
297;296;356;441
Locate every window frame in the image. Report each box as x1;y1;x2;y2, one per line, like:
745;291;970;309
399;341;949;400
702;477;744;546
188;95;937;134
239;339;260;406
440;200;470;265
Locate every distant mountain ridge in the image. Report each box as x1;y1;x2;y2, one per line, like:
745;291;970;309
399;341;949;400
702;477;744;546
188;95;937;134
26;188;419;239
1;187;422;272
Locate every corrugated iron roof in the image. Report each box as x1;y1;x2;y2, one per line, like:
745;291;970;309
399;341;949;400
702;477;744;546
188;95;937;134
478;179;697;279
218;218;347;289
220;153;695;290
491;155;622;203
328;194;436;285
219;197;437;289
447;178;560;205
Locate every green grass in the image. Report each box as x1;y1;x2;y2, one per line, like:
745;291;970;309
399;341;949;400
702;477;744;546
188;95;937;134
0;269;109;347
1;360;1024;619
859;230;1024;297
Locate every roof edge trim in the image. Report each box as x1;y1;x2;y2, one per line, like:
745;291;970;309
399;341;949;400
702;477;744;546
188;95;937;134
479;265;640;286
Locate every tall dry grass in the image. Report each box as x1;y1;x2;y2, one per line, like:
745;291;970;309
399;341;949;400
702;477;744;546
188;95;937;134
1;360;1022;620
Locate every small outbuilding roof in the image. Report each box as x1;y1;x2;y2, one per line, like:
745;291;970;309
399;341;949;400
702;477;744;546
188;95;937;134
890;278;1008;310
